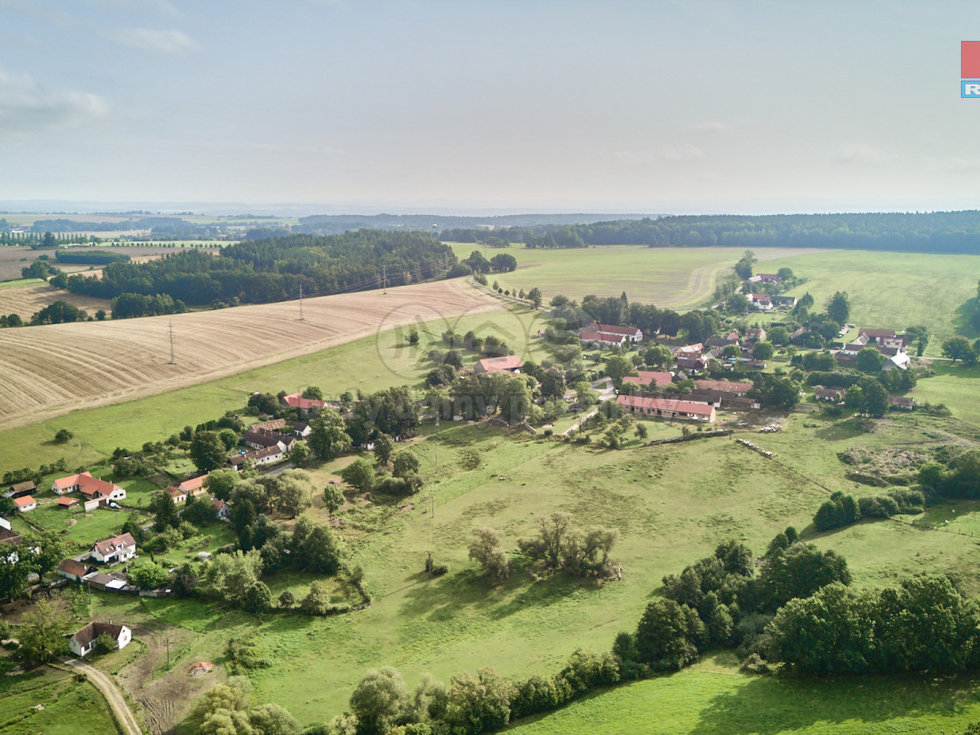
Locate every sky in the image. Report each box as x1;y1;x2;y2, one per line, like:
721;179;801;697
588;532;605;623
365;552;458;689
2;0;980;214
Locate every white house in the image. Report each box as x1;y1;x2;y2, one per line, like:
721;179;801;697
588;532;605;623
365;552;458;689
69;622;132;657
13;496;36;513
91;533;137;564
51;472;126;502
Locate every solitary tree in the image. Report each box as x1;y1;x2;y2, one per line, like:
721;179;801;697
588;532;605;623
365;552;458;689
340;458;376;493
469;527;510;582
190;431;227;473
826;291;850;325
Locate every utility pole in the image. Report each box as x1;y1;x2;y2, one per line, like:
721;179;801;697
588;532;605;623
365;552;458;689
299;284;305;321
168;321;176;364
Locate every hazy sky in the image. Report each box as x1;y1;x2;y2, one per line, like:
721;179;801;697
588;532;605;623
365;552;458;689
2;0;980;213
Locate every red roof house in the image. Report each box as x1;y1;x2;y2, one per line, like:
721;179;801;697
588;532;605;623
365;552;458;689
474;355;524;374
622;371;673;388
617;395;716;422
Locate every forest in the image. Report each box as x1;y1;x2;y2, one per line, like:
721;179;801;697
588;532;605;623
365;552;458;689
61;230;458;307
446;211;980;253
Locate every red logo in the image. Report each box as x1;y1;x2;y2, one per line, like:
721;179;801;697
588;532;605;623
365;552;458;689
962;41;980;77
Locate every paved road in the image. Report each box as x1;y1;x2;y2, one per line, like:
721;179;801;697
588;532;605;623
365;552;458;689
62;658;142;735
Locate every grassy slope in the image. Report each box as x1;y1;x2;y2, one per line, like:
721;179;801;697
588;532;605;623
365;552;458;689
0;304;550;476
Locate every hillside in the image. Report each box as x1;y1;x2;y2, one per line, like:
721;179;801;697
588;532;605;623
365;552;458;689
0;277;499;430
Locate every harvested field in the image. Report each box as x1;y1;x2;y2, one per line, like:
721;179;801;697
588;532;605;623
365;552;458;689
0;278;500;430
0;281;111;319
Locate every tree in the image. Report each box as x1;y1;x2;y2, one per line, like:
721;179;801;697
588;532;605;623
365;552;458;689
208;469;239;501
128;560;171;589
644;344;673;368
349;667;410;733
300;579;334;615
943;336;975;362
19;598;71;664
443;667;512;733
752;342;774;360
468;527;510;582
243;581;273;613
860;378;889;418
190;431;227;473
278;590;296;608
274;469;316;518
323;484;346;514
518;513;571;570
634;598;700;671
289;440;309;466
303;386;324;400
341;458;376;493
150;490;180;532
758;543;851;612
392;452;421;479
295;524;341;574
374;434;394;466
856;347;885;373
489;253;517;272
54;428;73;444
408;328;420;346
725;293;750;314
527;287;543;308
604;355;633;384
308;410;352;460
826;291;850;324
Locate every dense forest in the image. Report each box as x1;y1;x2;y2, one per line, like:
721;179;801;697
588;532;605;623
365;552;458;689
446;211;980;253
63;230;458;307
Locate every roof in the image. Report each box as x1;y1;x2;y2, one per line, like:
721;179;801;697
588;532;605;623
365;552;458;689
583;323;642;337
93;533;136;557
11;481;35;493
674;343;703;356
859;328;897;340
695;380;753;394
71;622;126;648
251;418;286;431
622;371;672;388
475;355;524;373
0;527;21;546
889;396;915;407
579;331;624;344
213;498;226;511
282;393;327;410
244;429;285;447
13;495;35;507
178;475;207;493
617;394;716;416
250;445;283;460
57;496;79;506
58;559;91;577
53;472;121;497
165;486;186;498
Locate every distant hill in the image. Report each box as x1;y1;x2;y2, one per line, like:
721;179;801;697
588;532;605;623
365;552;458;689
294;212;656;236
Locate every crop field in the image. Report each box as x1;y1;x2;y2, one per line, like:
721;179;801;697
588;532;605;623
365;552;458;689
0;244;187;281
0;280;111;320
445;243;822;308
0;277;502;432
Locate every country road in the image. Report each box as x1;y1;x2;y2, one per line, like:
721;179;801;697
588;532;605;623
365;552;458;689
62;658;143;735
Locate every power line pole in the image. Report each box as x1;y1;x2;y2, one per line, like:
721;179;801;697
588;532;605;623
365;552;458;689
168;321;176;364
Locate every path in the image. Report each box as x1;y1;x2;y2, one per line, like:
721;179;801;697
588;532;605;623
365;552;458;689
61;658;143;735
562;378;615;435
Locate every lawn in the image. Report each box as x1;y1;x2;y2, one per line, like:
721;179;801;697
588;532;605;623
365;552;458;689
509;653;980;735
0;303;547;477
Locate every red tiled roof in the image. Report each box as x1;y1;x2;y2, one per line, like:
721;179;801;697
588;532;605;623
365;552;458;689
13;495;35;507
622;371;672;388
93;533;136;557
165;486;186;498
282;393;327;410
53;472;121;498
583;323;642;337
57;496;78;507
178;475;207;493
476;355;524;373
617;394;716;416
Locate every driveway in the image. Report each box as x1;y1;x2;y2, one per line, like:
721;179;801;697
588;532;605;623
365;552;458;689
62;658;143;735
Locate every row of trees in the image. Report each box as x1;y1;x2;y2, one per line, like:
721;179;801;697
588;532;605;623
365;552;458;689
813;489;924;531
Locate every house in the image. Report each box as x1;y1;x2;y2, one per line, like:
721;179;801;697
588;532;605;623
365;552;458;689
858;328;896;342
889;396;915;410
0;516;10;531
243;428;288;450
748;294;773;311
474;355;524;374
13;496;36;513
0;527;22;547
578;331;626;348
58;559;95;582
815;387;845;402
69;622;132;657
9;481;36;498
772;295;797;308
287;420;313;439
745;327;767;343
251;418;287;432
84;572;129;591
581;323;643;344
51;472;126;502
617;395;716;422
748;273;781;283
229;445;285;470
622;371;672;389
165;486;187;504
282;393;327;414
91;533;137;564
178;475;208;498
57;496;79;509
673;343;704;359
213;498;230;522
695;380;753;396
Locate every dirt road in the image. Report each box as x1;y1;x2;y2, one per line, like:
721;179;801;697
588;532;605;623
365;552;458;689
62;658;143;735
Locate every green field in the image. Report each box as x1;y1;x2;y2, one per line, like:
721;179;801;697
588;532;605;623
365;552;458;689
0;278;43;290
510;653;980;735
0;660;121;735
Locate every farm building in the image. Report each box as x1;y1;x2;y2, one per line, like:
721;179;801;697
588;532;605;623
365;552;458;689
69;622;132;657
0;527;22;547
91;533;137;564
13;496;36;513
578;331;626;348
622;370;673;389
694;379;753;396
57;496;79;509
165;486;187;504
282;393;327;414
50;472;126;503
889;396;915;410
58;559;95;582
580;323;643;344
8;481;36;498
178;475;209;497
815;387;846;402
474;355;524;374
617;395;716;422
229;445;285;470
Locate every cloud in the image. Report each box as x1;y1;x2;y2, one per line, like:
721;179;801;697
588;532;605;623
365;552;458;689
105;27;200;53
690;122;730;133
833;143;895;165
0;67;108;133
662;143;705;162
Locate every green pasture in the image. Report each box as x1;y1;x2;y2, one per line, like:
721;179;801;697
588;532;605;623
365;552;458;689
910;363;980;426
0;278;43;290
0;304;550;477
509;653;980;735
0;660;120;735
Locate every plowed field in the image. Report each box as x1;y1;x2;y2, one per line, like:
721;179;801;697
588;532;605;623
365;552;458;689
0;278;499;429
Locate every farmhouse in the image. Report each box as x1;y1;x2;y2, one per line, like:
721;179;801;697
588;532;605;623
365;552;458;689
580;323;643;344
858;328;896;342
229;445;285;470
745;327;767;342
815;387;846;402
51;472;126;502
674;343;704;359
165;486;187;504
889;396;915;410
57;559;95;582
617;394;716;422
243;428;289;451
772;295;797;308
748;294;773;311
9;481;36;498
748;273;781;283
69;622;132;658
578;331;626;348
251;418;287;432
91;533;137;564
178;475;208;497
13;496;36;512
474;355;524;374
213;498;230;521
622;371;673;389
282;393;327;414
